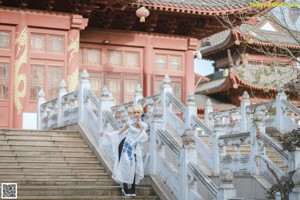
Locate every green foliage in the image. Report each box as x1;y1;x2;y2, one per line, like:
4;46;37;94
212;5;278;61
280;128;300;152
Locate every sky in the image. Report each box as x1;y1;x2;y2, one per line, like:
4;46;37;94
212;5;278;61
194;58;214;76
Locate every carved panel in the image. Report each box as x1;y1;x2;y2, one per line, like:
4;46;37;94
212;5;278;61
108;50;122;67
105;76;121;104
0;62;9;99
30;64;45;101
123;78;138;103
48;35;64;54
169;55;182;71
48;66;62;100
155;54;167;70
86;48;101;66
89;72;103;97
0;106;9;127
30;33;46;53
0;31;10;49
124;51;139;68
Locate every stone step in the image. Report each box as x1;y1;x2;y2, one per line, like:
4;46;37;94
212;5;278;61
1;141;89;147
0;155;97;162
0;160;102;168
5;135;85;142
0;166;106;173
0;130;81;137
0;179;115;186
0;150;95;157
0;173;109;180
0;145;94;152
17;186;155;197
17;196;158;200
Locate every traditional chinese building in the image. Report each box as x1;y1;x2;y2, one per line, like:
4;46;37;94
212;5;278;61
195;14;300;113
0;0;275;128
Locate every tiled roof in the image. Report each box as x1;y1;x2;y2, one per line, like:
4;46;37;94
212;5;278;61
200;13;300;54
195;65;298;94
132;0;256;14
195;94;237;110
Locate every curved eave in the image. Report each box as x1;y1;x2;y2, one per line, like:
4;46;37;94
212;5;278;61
201;33;234;57
244;36;300;50
130;2;257;16
201;71;278;95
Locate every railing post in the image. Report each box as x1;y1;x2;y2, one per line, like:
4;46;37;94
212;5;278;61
37;90;46;129
276;88;287;131
149;105;163;175
180;128;196;200
212;114;223;175
98;85;114;133
57;80;67;126
133;84;143;106
185;92;197;129
240;91;250;132
250;107;265;176
205;99;213;127
217;169;236;200
78;69;90;123
290;157;300;200
160;75;172;127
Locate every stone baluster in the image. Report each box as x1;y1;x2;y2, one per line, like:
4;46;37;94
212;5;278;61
185;92;197;129
149;104;163;175
240;91;250;132
180;128;196;200
250;107;265;175
98;85;114;132
212;114;223;175
276;192;281;200
78;70;90;123
291;172;298;200
57;80;67;126
205;99;213;127
133;84;143;106
217;169;236;200
160;75;172;127
276;88;287;131
37;90;46;129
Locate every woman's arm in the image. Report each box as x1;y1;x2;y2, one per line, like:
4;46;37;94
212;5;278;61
118;124;128;135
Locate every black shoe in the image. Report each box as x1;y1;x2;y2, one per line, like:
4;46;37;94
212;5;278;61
122;188;131;196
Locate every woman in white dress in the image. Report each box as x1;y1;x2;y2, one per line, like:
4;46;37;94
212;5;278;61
100;105;148;196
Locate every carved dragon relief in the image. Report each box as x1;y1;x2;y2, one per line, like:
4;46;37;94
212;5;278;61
14;27;28;114
67;33;79;92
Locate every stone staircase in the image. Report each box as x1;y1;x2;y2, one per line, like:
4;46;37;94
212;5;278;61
0;129;158;200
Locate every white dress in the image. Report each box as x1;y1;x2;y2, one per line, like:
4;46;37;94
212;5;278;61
102;120;148;185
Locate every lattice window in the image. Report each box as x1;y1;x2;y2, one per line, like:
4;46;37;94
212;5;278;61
171;82;182;100
105;77;121;104
123;79;138;103
124;52;139;68
86;48;101;66
169;55;182;71
48;35;64;54
31;33;46;53
155;55;167;70
108;50;122;67
89;72;103;97
48;66;62;100
154;80;162;95
30;65;45;101
0;31;10;49
0;62;9;99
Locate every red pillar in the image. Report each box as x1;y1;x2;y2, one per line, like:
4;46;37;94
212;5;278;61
13;13;28;128
184;38;199;103
143;37;154;97
66;15;88;92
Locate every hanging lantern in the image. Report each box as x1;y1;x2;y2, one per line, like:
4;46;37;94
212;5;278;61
136;6;150;23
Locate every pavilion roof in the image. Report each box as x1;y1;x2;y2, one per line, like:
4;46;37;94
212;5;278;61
200;14;300;56
195;64;298;94
0;0;279;39
195;94;236;111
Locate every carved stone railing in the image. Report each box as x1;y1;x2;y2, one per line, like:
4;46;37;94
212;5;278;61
37;69;300;199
